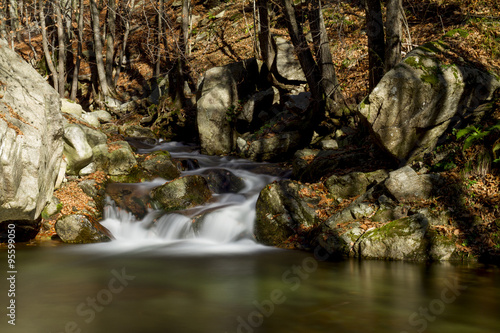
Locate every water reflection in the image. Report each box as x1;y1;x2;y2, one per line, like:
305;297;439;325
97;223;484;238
1;247;499;333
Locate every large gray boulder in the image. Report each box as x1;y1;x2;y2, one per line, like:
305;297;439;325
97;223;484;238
354;214;456;261
358;41;500;163
273;37;307;82
63;124;93;175
0;39;64;224
197;58;260;155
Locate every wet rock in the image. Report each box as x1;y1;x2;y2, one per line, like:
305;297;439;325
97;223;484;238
55;214;112;244
108;141;137;176
354;214;456;260
121;124;157;140
106;183;153;219
202;168;246;194
151;175;212;212
140;150;181;180
255;180;321;246
0;219;41;243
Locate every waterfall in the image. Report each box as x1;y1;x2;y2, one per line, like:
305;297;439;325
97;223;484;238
96;142;281;253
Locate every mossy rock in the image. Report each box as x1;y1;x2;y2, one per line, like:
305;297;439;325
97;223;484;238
151;175;212;212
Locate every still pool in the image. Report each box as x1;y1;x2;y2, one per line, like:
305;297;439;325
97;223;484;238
1;245;499;333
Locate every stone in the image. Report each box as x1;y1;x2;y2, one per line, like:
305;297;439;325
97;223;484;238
60;98;84;118
92;110;113;123
63;124;93;175
81;112;100;127
0;38;64;222
354;214;456;261
202;168;246;194
108;141;137;176
197;58;260;155
121;124;156;139
55;214;113;243
237;131;302;161
254;180;322;246
358;41;500;163
274;37;307;82
384;166;442;202
140;150;181;180
151;175;212;212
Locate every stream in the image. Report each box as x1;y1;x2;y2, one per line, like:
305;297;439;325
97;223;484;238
1;142;500;333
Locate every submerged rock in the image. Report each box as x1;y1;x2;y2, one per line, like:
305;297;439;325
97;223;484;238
202;169;246;194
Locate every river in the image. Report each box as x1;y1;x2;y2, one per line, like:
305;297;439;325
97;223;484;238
1;142;499;333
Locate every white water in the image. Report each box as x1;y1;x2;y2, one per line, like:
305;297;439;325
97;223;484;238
92;141;280;254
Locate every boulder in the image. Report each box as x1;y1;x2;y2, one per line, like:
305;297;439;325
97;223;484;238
358;41;500;163
254;180;322;246
151;175;212;212
140;150;181;180
0;38;64;223
60;98;84;118
384;166;442;202
63;124;93;175
324;169;389;200
237;131;303;161
354;214;456;261
106;183;153;219
108;141;137;176
273;37;307;82
92;110;113;123
197;58;260;155
202;168;246;194
55;214;113;243
121;124;157;140
237;88;276;131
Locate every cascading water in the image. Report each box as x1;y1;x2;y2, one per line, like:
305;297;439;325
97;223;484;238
96;141;283;253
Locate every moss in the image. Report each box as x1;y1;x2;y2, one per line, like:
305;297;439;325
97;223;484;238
421;73;440;86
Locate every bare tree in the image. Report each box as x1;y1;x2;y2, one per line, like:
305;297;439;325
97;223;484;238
308;0;341;108
256;0;275;71
365;0;385;92
40;1;60;92
384;0;402;73
90;0;110;99
54;0;67;97
106;0;116;89
70;0;85;100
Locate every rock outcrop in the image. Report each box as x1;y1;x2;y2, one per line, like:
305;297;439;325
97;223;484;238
358;41;500;163
0;39;64;225
197;58;260;155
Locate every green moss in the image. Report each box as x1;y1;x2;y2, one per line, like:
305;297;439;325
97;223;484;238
421;73;440;86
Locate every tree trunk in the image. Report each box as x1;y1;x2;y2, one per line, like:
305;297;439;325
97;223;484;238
106;0;116;89
281;0;321;101
54;1;66;97
114;0;135;87
308;0;341;107
384;0;402;73
365;0;385;92
0;3;8;39
90;0;110;98
40;1;59;92
256;0;275;71
70;0;84;100
180;0;191;57
155;0;165;79
8;0;20;42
